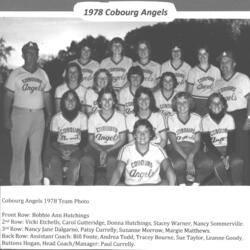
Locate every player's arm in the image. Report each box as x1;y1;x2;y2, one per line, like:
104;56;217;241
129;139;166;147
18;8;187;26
243;93;250;130
3;89;14;130
79;130;88;150
202;132;222;157
187;81;194;94
43;91;53;127
55;98;61;113
187;132;201;160
159;130;167;149
106;132;127;154
168;132;188;159
86;106;94;117
128;132;134;142
161;158;176;186
109;160;126;185
118;104;126;115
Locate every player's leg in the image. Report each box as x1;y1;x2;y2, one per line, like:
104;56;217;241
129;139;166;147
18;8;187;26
45;154;63;185
29;110;45;185
10;108;30;185
229;155;244;185
106;156;118;185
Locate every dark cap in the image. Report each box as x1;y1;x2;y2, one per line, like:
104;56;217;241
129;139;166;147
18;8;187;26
22;41;39;53
217;51;235;62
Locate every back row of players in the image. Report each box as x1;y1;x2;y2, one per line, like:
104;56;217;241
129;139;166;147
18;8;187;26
4;38;250;185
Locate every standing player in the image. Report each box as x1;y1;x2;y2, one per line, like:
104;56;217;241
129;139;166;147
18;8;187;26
118;66;144;116
167;92;213;185
214;51;250;185
187;46;221;116
55;62;86;113
80;87;127;185
126;87;167;149
161;44;191;92
154;72;178;118
68;40;99;89
202;93;243;185
100;37;132;93
133;40;161;90
4;41;52;185
84;68;112;116
44;90;88;185
110;119;176;185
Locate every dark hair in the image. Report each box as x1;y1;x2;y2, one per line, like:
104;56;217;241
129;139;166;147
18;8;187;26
133;87;159;116
60;89;81;113
97;86;118;109
207;92;228;111
172;91;195;112
64;62;83;84
132;119;155;140
93;68;112;92
197;45;210;56
77;40;93;57
127;66;144;84
136;40;151;58
159;72;178;89
109;37;125;55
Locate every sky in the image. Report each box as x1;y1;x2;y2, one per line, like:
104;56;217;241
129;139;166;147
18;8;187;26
0;17;154;68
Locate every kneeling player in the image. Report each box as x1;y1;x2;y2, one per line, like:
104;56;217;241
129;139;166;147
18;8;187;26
109;119;176;185
202;93;243;185
44;90;88;185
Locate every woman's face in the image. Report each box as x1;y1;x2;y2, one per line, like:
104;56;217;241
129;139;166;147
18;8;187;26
135;125;151;145
100;93;114;111
198;48;209;64
64;93;77;111
209;96;224;114
130;73;142;88
111;42;123;55
176;96;190;115
138;43;150;61
137;93;150;111
80;46;91;61
96;71;109;90
171;47;182;60
162;75;175;91
67;66;80;84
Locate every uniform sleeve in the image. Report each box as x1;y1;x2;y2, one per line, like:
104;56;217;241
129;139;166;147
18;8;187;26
117;145;129;164
156;145;168;162
227;115;235;131
80;113;88;131
126;115;135;133
42;70;52;92
156;63;161;78
157;113;168;132
118;89;125;106
88;115;95;134
84;90;92;107
167;115;175;133
50;115;59;132
216;67;221;80
240;74;250;97
187;68;195;85
54;86;61;99
5;70;17;92
201;117;208;132
118;113;127;133
195;116;202;133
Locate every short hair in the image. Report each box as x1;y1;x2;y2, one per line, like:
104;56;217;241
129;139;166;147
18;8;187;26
133;86;159;116
93;68;112;92
172;91;196;112
97;86;118;109
132;119;155;140
159;72;178;89
78;40;93;57
64;62;83;84
136;40;152;58
127;66;144;83
109;37;125;54
197;45;210;55
60;89;81;112
206;92;228;112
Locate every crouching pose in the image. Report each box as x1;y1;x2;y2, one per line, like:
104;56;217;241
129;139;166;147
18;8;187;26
167;92;213;185
202;93;243;185
80;87;126;185
44;90;88;185
110;119;176;186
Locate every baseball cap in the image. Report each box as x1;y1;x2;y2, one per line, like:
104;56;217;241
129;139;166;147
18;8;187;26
217;51;235;62
22;41;39;53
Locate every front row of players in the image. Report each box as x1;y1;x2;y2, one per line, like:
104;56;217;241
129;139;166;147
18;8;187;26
43;85;243;186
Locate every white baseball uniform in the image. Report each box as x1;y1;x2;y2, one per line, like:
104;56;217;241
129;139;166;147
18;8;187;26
118;141;168;185
50;112;88;145
201;113;235;148
161;60;191;92
88;110;127;146
126;112;167;144
214;72;250;112
133;60;161;89
168;112;201;143
84;88;99;113
118;85;135;116
100;56;133;91
187;64;221;99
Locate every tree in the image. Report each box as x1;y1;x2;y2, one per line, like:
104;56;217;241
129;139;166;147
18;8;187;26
0;37;14;64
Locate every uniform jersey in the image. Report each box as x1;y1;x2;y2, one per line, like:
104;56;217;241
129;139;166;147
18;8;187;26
118;141;168;185
161;60;191;92
50;112;88;145
126;112;167;144
84;88;99;113
202;113;235;148
100;56;133;91
168;112;201;144
214;72;250;112
88;110;127;146
153;89;176;117
5;66;51;109
69;59;99;89
133;60;161;89
187;64;221;99
55;83;87;105
118;85;135;116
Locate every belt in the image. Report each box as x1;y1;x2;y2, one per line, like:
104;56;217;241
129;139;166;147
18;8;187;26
13;106;43;112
